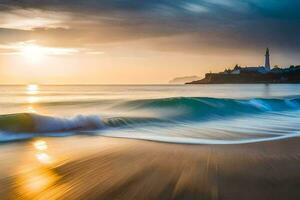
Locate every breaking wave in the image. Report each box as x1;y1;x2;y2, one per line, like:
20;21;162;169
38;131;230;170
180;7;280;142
1;96;300;143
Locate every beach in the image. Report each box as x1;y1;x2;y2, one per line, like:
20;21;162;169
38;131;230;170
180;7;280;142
1;136;300;200
1;85;300;199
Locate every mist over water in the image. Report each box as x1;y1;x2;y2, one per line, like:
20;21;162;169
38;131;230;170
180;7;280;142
1;84;300;144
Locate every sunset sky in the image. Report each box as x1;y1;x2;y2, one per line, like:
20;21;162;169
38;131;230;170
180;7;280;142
0;0;300;84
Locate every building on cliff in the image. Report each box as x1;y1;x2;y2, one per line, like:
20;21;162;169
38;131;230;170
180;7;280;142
187;48;300;84
229;48;271;75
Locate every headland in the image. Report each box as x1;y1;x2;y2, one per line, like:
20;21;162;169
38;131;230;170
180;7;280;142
187;48;300;84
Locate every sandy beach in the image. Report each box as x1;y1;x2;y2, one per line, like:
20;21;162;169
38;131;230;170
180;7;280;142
1;136;300;200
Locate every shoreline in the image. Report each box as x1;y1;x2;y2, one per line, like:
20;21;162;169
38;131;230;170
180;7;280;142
2;136;300;199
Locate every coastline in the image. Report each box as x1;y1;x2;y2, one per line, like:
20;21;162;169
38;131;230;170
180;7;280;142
1;136;300;200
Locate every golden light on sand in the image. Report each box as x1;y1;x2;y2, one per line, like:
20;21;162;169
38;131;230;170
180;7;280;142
33;140;54;164
34;140;48;151
35;153;53;164
18;167;59;196
15;139;59;198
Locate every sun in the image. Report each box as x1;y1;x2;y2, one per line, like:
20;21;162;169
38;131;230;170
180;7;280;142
21;44;45;63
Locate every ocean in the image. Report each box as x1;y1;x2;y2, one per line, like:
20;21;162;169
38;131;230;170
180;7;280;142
1;84;300;144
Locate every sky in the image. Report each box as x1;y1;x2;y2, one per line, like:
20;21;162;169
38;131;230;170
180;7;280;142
0;0;300;84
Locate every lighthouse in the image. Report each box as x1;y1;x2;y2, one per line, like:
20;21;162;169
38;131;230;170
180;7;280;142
265;48;271;71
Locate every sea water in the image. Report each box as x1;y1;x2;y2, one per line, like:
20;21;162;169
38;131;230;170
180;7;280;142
1;84;300;144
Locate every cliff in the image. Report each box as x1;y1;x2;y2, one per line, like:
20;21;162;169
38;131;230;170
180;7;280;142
187;70;300;84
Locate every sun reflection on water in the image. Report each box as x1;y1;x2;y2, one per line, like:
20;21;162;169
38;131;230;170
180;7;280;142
27;105;37;113
25;84;40;113
26;84;39;95
26;96;39;104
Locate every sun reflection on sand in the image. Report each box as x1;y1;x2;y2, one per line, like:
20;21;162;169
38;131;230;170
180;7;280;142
33;140;55;165
15;140;61;198
19;167;59;194
34;140;48;151
35;152;53;164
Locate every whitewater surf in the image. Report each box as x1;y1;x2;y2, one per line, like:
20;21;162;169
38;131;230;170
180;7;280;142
1;95;300;144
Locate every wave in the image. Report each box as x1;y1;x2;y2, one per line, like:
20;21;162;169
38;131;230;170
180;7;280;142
9;96;300;113
0;96;300;143
0;113;104;133
113;96;300;120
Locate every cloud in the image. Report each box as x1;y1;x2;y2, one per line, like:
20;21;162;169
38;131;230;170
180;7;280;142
0;0;300;55
0;40;80;56
0;8;70;30
85;51;104;55
182;3;209;13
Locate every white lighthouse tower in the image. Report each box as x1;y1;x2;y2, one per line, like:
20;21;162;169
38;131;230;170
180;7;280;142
265;48;271;71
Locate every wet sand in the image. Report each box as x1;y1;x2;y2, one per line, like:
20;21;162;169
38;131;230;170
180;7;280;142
1;136;300;200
